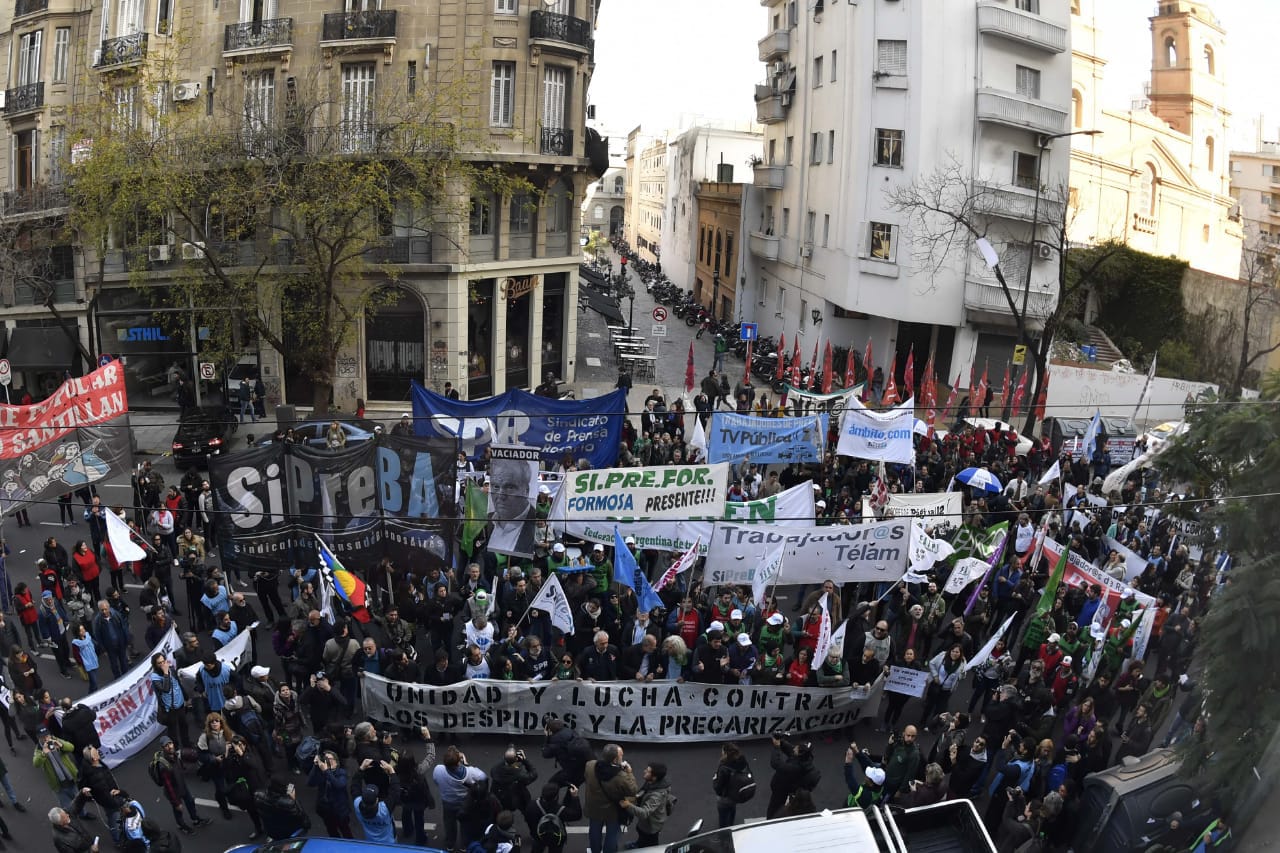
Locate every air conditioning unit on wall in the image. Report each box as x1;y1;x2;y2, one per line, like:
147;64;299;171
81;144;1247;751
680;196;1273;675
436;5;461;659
148;244;171;262
173;82;201;102
1036;243;1054;260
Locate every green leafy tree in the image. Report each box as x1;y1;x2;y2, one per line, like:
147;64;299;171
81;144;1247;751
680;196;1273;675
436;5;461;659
65;56;533;408
1156;375;1280;806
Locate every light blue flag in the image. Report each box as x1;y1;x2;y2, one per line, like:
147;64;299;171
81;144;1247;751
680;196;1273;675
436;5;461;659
612;525;640;590
634;570;664;614
1083;410;1102;461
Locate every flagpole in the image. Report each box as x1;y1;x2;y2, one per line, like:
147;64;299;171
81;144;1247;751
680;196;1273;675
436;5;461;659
766;551;786;611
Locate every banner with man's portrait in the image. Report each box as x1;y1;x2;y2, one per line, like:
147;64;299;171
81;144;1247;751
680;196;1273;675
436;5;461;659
486;444;542;557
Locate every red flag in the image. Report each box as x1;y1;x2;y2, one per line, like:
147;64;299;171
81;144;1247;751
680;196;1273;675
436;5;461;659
863;338;874;384
1010;367;1029;417
999;362;1011;414
806;338;819;390
743;339;753;386
973;360;990;416
821;340;833;394
903;351;915;401
1033;370;1050;422
775;333;786;381
881;354;899;406
685;341;695;394
966;361;978;416
869;461;889;513
789;337;802;387
943;373;961;423
844;347;857;389
923;354;939;433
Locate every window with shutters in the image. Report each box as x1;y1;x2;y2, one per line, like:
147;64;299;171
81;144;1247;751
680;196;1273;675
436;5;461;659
869;222;896;262
542;65;568;131
812;55;823;88
48;125;65;185
341;62;376;152
876;40;906;76
1015;65;1041;99
874;129;903;167
490;61;515;127
244;70;276;142
496;0;516;12
240;0;278;23
1015;0;1039;12
53;28;69;83
805;211;815;244
18;31;42;87
156;0;172;34
113;85;139;132
116;0;143;36
810;132;821;165
14;129;37;190
344;0;380;9
822;214;830;247
827;130;835;164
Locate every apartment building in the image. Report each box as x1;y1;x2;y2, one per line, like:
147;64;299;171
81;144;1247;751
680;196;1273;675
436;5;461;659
0;0;606;408
583;165;626;237
1230;146;1280;258
625;129;667;266
748;0;1073;384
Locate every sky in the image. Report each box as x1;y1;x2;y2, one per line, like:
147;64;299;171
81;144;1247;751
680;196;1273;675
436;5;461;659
589;1;1278;149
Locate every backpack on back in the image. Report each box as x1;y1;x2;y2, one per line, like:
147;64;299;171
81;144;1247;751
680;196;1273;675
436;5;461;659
147;752;168;787
234;707;266;743
728;769;757;803
535;801;567;846
295;735;321;766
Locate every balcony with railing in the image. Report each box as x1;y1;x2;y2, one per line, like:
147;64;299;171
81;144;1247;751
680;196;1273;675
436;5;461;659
321;10;397;43
757;29;790;62
975;88;1068;136
0;184;69;218
15;0;49;16
224;17;294;54
540;126;574;157
754;84;788;124
4;82;45;115
1132;213;1159;234
749;230;781;261
964;274;1057;326
976;1;1067;53
752;163;785;190
96;32;148;68
529;10;593;56
973;180;1065;223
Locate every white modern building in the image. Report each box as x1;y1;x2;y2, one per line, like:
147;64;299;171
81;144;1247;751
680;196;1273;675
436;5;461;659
749;0;1072;384
659;121;764;301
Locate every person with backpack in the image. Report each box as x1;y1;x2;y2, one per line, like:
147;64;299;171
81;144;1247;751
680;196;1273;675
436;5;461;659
524;782;582;853
223;736;268;839
583;743;638;853
765;735;820;820
711;742;754;828
458;777;502;852
490;746;538;815
395;736;436;847
254;777;311;841
149;736;211;835
140;819;182;853
306;748;354;838
541;719;590;787
432;746;488;852
222;690;272;771
620;762;673;848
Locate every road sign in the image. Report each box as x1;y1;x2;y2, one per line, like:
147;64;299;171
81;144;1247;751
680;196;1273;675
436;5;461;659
651;323;668;337
98;353;113;367
651;306;668;322
1012;344;1027;365
0;358;10;387
740;323;758;342
199;362;216;381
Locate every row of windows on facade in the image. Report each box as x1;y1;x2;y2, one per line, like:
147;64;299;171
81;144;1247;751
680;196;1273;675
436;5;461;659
698;226;735;280
771;0;1047;37
489;61;572;132
468;184;574;236
760;200;897;265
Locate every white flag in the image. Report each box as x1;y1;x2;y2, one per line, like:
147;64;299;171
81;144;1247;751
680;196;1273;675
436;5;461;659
943;557;990;595
828;618;848;660
812;593;834;664
104;509;147;563
909;518;956;576
530;574;575;636
689;416;708;462
752;543;786;607
1039;460;1061;486
178;620;259;687
962;613;1015;674
654;538;700;592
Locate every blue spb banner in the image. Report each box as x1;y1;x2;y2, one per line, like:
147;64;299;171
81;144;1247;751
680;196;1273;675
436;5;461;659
706;412;828;464
410;385;627;470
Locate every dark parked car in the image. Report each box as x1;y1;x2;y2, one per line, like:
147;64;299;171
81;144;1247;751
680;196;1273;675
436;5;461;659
172;408;238;467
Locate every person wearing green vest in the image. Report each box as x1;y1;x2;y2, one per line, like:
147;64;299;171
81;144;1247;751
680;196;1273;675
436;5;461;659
1019;609;1056;667
588;543;613;594
756;613;789;655
713;334;727;372
1189;816;1231;852
547;543;573;575
843;745;885;808
1057;622;1085;665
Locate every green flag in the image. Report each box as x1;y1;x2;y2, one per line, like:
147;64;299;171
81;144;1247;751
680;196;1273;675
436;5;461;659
1036;545;1069;616
461;481;488;557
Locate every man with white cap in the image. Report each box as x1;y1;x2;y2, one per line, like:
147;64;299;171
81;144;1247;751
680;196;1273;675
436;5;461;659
243;664;279;736
844;744;886;808
757;612;788;653
390;413;414;437
726;633;757;685
1037;633;1065;681
587;543;612;595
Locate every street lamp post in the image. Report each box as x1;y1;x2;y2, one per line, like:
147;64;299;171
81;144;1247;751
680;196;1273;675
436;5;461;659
980;128;1101;424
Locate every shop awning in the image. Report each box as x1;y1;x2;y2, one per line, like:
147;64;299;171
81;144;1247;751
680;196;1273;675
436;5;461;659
4;326;77;370
578;279;624;324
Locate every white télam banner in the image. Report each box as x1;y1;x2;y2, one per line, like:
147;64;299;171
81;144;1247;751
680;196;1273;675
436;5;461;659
704;518;909;586
362;674;885;742
836;396;916;464
86;627;179;768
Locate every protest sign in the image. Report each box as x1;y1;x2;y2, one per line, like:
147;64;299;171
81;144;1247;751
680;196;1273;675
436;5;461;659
722;480;816;526
552;463;729;552
85;627;180;768
885;666;929;698
704;519;909;585
362;674;885;742
706;413;827;465
909;518;957;576
410;385;626;469
835;396;915;464
486;444;542;557
879;492;964;533
1104;536;1148;581
1039;538;1157;658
